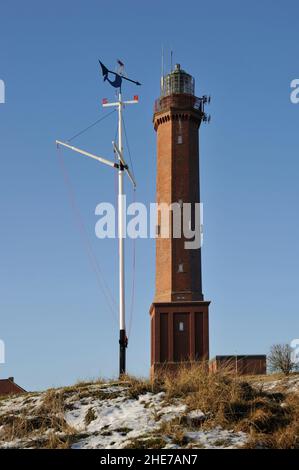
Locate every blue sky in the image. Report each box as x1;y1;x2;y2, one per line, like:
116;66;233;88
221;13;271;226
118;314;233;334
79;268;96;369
0;0;298;391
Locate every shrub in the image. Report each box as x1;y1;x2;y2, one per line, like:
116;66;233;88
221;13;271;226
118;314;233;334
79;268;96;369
268;344;297;376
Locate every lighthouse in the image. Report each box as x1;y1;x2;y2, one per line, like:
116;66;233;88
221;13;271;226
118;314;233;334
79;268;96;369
150;64;210;376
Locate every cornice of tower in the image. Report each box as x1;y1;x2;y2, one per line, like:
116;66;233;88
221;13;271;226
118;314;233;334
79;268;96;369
153;107;203;131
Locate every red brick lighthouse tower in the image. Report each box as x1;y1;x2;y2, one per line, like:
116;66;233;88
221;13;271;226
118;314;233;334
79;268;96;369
150;64;210;375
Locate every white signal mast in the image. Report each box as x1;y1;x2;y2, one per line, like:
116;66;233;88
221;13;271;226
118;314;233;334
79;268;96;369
56;60;140;376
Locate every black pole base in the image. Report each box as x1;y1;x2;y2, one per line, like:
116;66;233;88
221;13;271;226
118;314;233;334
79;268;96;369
119;329;127;377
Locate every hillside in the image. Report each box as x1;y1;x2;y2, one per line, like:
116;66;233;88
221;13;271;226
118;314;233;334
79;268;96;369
0;368;298;449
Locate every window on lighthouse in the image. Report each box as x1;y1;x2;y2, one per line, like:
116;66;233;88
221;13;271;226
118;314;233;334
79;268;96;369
178;117;183;144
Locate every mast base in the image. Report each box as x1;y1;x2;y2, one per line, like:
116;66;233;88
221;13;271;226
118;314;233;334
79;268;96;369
119;329;127;376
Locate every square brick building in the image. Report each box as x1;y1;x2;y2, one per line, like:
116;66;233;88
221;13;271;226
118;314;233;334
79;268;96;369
209;355;267;376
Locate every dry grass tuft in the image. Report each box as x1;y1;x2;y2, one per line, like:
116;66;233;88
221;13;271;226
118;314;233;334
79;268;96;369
123;435;167;449
154;363;299;448
0;389;75;448
62;378;106;396
39;389;65;415
159;417;189;446
84;407;97;426
245;393;299;448
119;374;156;399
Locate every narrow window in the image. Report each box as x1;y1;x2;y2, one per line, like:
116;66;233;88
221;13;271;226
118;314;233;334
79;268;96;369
178;263;184;273
178;135;183;144
179;322;184;332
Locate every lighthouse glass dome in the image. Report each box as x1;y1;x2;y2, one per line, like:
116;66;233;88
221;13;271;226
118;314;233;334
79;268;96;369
161;64;195;97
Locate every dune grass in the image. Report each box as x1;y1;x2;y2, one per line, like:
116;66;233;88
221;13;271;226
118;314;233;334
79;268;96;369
0;365;298;448
152;363;299;448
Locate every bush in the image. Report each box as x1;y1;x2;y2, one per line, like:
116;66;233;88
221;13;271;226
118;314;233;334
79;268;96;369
268;344;298;376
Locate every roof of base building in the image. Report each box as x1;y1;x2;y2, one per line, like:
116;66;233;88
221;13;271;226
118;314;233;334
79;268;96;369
0;378;26;396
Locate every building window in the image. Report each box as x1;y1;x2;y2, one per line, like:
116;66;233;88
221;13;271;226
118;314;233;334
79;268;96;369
179;322;184;332
178;135;183;144
156;225;160;236
178;263;184;273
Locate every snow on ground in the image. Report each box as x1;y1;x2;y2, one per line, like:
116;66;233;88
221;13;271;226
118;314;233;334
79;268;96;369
66;390;187;449
184;428;247;449
253;374;299;394
0;393;42;415
0;382;248;449
2;374;299;449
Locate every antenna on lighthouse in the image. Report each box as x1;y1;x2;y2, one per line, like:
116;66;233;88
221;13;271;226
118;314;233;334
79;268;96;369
56;59;140;377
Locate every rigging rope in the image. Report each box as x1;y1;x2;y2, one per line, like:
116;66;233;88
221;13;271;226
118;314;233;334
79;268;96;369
128;187;136;340
122;114;136;180
113;120;119;315
67;109;116;143
57;109;137;337
57;144;118;326
122;114;137;339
